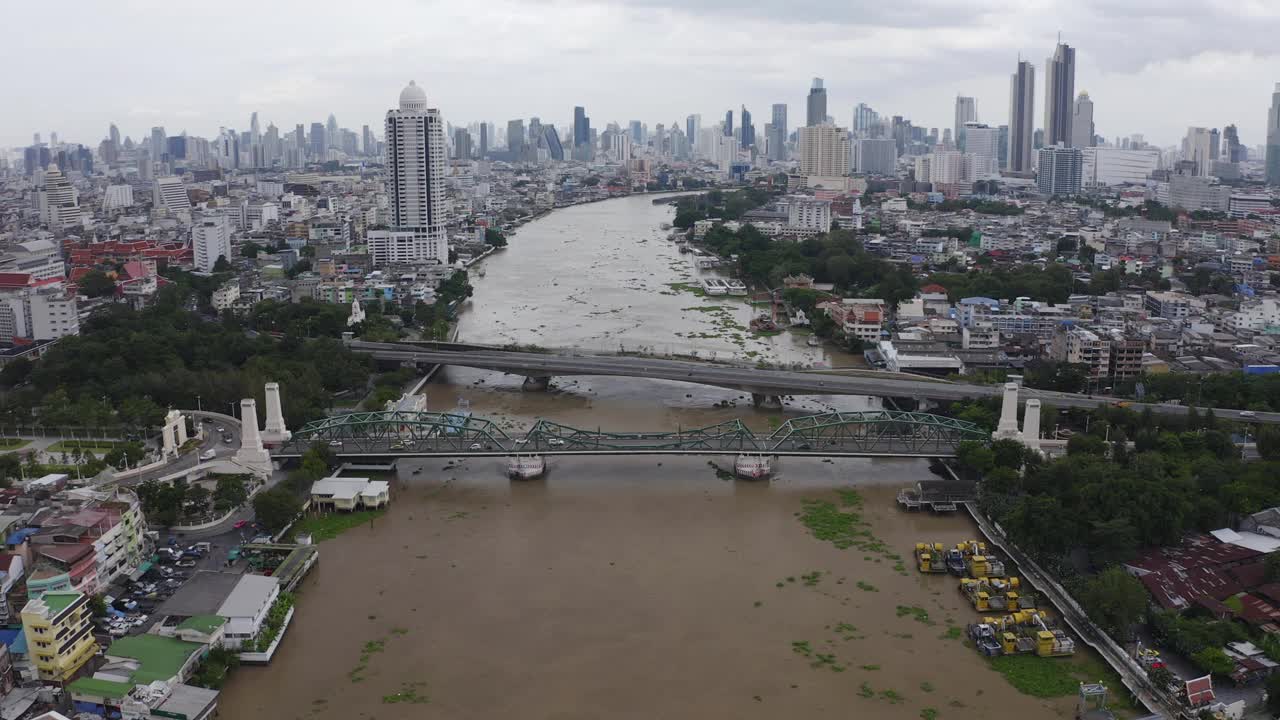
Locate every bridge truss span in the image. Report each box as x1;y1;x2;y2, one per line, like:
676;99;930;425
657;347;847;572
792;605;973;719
525;418;759;452
764;410;989;455
274;409;986;458
283;410;512;455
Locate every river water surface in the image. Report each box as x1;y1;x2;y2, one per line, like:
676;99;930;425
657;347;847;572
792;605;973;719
220;195;1081;719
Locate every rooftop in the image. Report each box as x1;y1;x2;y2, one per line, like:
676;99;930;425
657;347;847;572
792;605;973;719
104;634;205;685
217;573;278;619
176;615;226;635
157;571;242;617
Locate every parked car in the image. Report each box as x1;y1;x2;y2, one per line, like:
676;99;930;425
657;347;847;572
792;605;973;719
234;520;250;529
176;560;197;568
200;449;216;461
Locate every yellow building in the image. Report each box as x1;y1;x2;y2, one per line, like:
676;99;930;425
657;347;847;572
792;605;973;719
22;591;97;683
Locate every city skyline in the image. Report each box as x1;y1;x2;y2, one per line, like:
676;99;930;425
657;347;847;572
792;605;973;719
3;1;1279;149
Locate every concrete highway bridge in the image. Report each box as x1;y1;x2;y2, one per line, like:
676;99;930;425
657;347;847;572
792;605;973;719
348;339;1280;423
272;408;991;459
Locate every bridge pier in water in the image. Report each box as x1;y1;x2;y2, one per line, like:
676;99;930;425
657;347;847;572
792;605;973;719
522;375;551;392
751;393;783;410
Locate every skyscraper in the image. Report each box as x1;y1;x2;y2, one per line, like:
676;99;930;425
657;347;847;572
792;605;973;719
310;123;326;160
295;124;306;152
852;103;878;138
1269;83;1280;185
954;96;976;151
108;123;120;149
454;128;472;160
807;78;827;126
769;105;788;161
740;106;754;148
1184;126;1213;176
326;114;339;149
1223;124;1244;163
576;106;588;156
507;119;526;159
1044;42;1076;146
544;126;564;161
479;123;489;158
724;110;733;137
686;115;698;153
1008;60;1036;172
1037;145;1083;196
149;127;167;162
1070;92;1094;149
250;112;261;147
367;82;448;266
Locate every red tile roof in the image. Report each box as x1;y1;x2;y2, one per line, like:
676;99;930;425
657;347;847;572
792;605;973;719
1127;534;1263;611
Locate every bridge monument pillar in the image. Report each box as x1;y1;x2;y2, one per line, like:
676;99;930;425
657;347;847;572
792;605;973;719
522;376;551;392
233;399;273;478
751;393;783;410
992;382;1023;442
1021;399;1042;454
261;382;291;445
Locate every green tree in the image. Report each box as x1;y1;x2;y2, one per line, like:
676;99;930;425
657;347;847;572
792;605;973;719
1266;552;1280;583
186;485;212;516
213;475;250;512
90;594;108;617
212;256;233;273
252;486;301;534
1191;647;1234;677
240;241;262;259
483;228;507;247
0;357;32;387
1078;567;1148;640
991;439;1027;470
79;270;117;298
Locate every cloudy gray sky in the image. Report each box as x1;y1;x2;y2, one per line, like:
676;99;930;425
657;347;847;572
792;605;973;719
4;0;1278;149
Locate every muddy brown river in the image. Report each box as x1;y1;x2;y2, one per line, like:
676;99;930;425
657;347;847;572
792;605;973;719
220;195;1083;718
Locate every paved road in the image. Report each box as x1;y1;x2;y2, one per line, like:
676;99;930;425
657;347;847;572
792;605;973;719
350;341;1278;424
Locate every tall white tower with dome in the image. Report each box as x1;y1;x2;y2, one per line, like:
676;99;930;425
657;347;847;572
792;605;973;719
368;81;449;266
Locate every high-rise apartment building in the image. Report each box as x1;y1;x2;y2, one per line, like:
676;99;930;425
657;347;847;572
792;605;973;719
453;128;472;160
367;81;448;266
740;106;754;148
954;96;976;151
806;78;827;127
1223;124;1243;164
1267;83;1280;185
149;126;166;161
1070;92;1094;149
326;114;339;148
797;125;850;176
723;109;733;138
1184;126;1213;177
852;103;878;138
853;138;897;175
152;175;191;215
1037;145;1083;195
963;123;1001;176
507;119;525;159
1044;42;1076;146
1082;147;1160;186
192;214;231;272
1008;60;1036;172
36;166;80;230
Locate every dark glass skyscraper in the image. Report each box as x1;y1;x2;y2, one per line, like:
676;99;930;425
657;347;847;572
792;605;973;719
1044;42;1076;146
1007;60;1035;172
740;106;754;147
724;110;733;137
806;77;827;126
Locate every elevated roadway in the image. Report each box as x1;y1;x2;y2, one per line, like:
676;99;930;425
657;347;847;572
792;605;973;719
349;340;1278;423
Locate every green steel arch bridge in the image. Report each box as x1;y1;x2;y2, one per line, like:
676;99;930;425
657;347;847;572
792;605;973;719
272;409;988;459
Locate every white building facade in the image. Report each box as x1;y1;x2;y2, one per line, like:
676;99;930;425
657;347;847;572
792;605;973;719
379;81;449;266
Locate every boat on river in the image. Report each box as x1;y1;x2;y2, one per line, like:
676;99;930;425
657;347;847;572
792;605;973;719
508;455;546;480
733;454;771;479
702;278;729;296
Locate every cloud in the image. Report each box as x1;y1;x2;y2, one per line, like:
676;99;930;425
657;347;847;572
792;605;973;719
1;0;1276;148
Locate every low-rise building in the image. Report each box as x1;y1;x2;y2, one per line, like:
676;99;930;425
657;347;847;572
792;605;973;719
309;477;391;511
817;298;884;343
21;591;96;683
